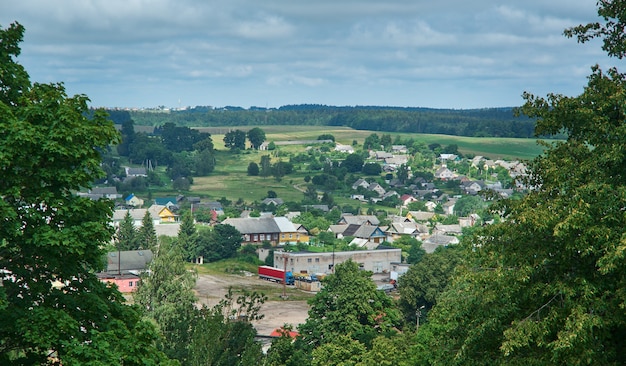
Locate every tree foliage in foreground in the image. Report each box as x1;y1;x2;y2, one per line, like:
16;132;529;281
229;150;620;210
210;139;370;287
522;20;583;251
422;7;626;362
135;237;197;363
0;22;173;364
293;260;401;358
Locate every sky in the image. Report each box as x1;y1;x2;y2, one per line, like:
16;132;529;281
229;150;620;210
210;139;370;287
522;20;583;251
0;1;616;110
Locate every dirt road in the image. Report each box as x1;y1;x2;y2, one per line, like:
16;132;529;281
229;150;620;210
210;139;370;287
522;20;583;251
194;272;311;336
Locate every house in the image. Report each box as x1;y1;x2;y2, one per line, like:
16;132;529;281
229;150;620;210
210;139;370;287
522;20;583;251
422;234;460;253
154;197;178;207
406;211;436;222
400;194;418;207
125;193;144;207
88;187;121;200
391;145;408;154
97;273;141;293
367;182;386;196
98;249;153;292
103;249;153;274
435;166;455;180
439;154;459;162
384;155;409;167
338;214;380;226
374;151;393;160
335;144;355;154
273;248;401;275
302;204;330;213
262;197;284;206
125;167;147;178
385;221;427;242
351;178;370;190
442;200;456;215
221;216;309;245
112;208;149;227
461;180;485;195
148;204;177;223
434;223;463;236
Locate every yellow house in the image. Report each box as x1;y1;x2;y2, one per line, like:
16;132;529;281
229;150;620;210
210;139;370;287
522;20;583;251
278;225;310;245
148;204;177;223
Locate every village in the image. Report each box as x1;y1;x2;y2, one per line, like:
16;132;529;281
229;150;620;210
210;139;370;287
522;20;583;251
89;145;528;297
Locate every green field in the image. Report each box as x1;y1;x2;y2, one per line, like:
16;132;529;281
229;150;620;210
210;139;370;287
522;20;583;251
189;126;548;202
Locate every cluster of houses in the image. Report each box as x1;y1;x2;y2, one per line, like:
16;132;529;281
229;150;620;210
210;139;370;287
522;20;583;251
92;152;526;292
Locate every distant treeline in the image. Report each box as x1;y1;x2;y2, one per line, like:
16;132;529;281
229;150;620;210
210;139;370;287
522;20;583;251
105;104;539;138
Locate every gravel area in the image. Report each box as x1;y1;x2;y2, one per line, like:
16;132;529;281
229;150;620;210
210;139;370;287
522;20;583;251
194;273;310;336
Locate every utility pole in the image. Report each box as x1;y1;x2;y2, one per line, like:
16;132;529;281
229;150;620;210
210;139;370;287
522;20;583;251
416;305;425;330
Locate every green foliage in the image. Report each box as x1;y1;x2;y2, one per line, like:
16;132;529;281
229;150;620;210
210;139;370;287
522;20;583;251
362;162;382;175
247;127;266;149
195;148;216;176
424;11;626;362
137;209;158;250
343;153;365;173
178;211;199;261
397;246;464;326
197;224;243;262
117;210;139;250
295;260;401;354
223;129;246;150
134;238;197;362
247;161;260;176
188;288;266;365
454;195;486;217
0;22;171;364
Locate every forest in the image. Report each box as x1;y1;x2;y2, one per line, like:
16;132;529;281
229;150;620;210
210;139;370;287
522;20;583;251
105;104;539;138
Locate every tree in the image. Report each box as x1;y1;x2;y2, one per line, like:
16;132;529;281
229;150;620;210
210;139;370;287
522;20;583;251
454;195;485;217
247;127;266;149
380;133;392;149
223;129;246;150
188;288;266;365
247;161;260;176
424;6;626;363
197;224;243;262
260;154;272;178
117;210;139;250
134;237;198;362
0;22;172;364
178;210;198;261
397;246;463;326
193;135;215;152
195;148;216;176
342;153;364;173
117;117;136;156
362;162;382;175
294;260;401;355
565;1;626;59
137;210;158;251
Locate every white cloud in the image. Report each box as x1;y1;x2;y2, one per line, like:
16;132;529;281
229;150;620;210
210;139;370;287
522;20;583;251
0;0;614;109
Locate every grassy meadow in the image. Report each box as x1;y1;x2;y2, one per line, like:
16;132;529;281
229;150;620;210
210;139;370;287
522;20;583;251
189;125;547;203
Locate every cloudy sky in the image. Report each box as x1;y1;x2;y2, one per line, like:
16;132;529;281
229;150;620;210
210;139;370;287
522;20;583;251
0;1;615;109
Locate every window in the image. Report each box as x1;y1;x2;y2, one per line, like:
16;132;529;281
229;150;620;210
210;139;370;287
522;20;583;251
128;281;133;287
315;258;320;263
307;258;312;263
260;234;265;241
253;234;258;241
289;234;293;239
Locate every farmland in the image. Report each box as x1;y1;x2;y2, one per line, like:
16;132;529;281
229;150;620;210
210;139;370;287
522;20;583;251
188;125;547;202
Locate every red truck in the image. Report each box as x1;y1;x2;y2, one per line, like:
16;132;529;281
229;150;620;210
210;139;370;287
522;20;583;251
258;265;295;285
